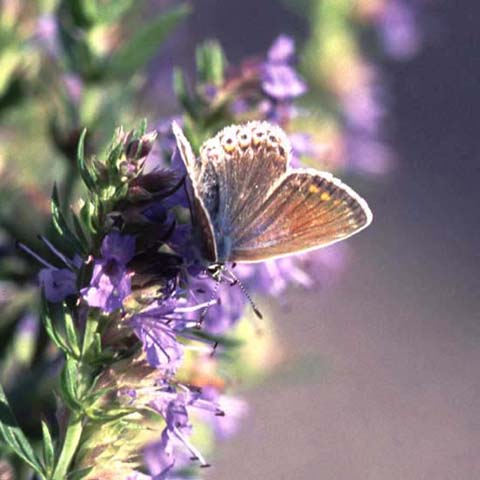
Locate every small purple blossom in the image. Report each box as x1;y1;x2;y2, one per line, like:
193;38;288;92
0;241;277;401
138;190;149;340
377;0;422;60
261;35;307;101
289;132;331;168
146;391;220;477
81;232;135;312
236;257;312;299
130;297;216;368
39;267;77;302
199;386;248;440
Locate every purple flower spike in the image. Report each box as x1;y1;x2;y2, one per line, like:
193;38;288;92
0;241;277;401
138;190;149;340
261;35;307;101
39;267;77;302
377;0;422;60
268;34;295;63
81;232;135;312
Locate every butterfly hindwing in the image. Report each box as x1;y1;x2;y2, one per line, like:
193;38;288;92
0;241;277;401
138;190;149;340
230;170;372;262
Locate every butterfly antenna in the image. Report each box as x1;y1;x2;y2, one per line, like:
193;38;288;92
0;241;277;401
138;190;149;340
226;267;263;320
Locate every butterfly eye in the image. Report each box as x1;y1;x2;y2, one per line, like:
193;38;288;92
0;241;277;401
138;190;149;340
237;129;252;148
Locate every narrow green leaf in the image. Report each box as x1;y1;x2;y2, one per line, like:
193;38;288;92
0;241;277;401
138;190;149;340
135;118;148;137
81;317;99;359
51;185;85;254
64;310;81;358
71;210;90;249
108;3;191;77
80;200;97;236
60;359;83;411
89;0;135;24
76;129;96;192
41;420;55;472
0;382;45;477
173;67;197;118
41;295;70;354
196;40;226;86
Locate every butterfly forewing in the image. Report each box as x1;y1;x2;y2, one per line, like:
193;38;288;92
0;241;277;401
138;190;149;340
199;123;289;233
173;122;218;261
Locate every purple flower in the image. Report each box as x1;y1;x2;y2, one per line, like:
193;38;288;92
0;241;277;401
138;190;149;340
267;34;295;63
146;391;220;477
377;0;422;60
18;238;79;303
198;386;248;440
130;297;216;369
81;232;135;312
35;14;59;58
39;267;77;302
261;35;307;101
235;257;312;299
289;132;331;168
130;300;185;370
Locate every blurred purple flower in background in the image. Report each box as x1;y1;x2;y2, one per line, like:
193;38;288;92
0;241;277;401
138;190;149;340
376;0;423;59
261;35;307;101
35;13;59;58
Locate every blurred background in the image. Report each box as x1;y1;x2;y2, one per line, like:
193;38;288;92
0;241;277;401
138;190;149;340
1;0;479;478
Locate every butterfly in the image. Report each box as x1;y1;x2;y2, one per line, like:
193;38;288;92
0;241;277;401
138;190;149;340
172;121;372;269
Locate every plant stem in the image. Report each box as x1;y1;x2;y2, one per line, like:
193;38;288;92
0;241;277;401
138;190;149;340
51;413;83;480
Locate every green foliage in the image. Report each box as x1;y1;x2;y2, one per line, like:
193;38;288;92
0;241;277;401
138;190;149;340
196;40;227;87
108;3;192;78
40;420;56;475
0;382;46;479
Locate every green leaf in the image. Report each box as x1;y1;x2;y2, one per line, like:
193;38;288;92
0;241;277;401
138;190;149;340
196;40;226;86
71;210;90;249
81;316;100;360
51;185;86;254
79;200;97;236
76;129;96;192
0;382;45;478
88;0;135;24
41;295;70;354
108;3;191;77
60;359;83;411
41;420;55;473
173;67;197;118
64;310;81;358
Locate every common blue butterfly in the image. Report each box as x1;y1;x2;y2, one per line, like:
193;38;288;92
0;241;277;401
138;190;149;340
173;121;372;268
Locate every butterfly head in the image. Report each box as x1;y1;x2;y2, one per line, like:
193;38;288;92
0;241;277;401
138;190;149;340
206;262;224;282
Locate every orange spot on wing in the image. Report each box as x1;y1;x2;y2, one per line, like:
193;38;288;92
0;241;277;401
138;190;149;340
320;192;331;201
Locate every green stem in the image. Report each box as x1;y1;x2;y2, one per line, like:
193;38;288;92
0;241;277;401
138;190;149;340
51;414;83;480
